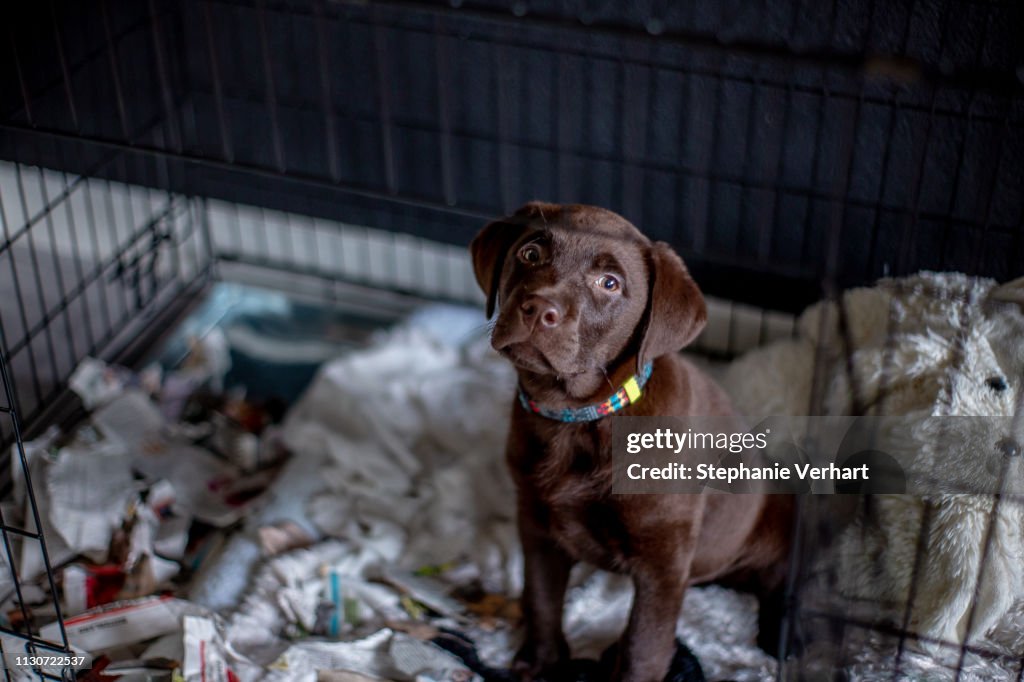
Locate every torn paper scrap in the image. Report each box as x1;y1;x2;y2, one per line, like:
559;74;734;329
40;595;207;653
45;442;137;562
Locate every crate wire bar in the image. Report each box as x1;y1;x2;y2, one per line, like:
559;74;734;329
0;350;69;679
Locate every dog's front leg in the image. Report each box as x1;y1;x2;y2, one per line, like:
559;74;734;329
614;565;687;682
513;510;573;680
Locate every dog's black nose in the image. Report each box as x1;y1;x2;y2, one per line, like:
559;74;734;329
997;437;1021;458
521;295;562;329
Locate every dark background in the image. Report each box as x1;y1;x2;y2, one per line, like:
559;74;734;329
1;0;1022;311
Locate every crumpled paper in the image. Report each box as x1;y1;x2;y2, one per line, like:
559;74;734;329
45;441;136;562
94;389;267;528
282;325;519;595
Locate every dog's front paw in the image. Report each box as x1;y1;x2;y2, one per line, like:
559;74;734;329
512;638;570;681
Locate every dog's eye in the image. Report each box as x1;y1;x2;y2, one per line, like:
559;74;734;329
987;376;1009;392
518;244;542;264
596;275;620;292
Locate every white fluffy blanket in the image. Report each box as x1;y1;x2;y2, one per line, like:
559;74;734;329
724;272;1024;677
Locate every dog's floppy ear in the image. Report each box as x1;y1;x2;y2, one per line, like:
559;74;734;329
637;241;707;370
470;218;527;318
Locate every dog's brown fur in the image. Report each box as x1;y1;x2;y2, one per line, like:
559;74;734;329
471;203;794;682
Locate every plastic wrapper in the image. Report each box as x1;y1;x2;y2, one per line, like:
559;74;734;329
187;534;263;612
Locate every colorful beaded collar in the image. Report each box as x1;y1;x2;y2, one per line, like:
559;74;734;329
517;362;654;423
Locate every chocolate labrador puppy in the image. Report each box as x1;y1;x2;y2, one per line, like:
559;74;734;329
470;203;794;682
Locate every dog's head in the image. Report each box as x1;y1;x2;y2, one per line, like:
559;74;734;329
470;202;706;399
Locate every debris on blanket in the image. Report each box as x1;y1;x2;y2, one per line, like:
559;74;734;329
185;537;253;613
258;520;316;557
7;299;783;681
95;389;276;528
177;328;233;394
379;567;466;621
61;495;182;616
40;595;208;652
44;437;137;562
263;628;481;682
69;357;160;410
2;338;287;674
282;325;520;593
182;615;253;682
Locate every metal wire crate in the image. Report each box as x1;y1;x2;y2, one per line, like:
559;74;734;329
0;352;71;681
0;0;1022;679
